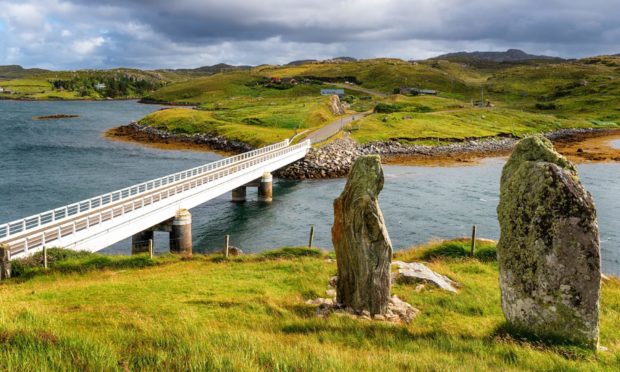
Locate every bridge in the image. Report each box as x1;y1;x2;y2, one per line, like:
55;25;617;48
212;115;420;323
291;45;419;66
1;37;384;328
0;139;311;262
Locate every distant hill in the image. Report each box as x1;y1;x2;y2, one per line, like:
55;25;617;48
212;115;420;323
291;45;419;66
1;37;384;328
164;63;252;75
286;59;318;66
287;57;356;66
329;57;357;62
432;49;563;62
0;65;49;79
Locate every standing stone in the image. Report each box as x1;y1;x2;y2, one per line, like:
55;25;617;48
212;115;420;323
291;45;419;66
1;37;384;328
332;155;392;315
497;136;601;347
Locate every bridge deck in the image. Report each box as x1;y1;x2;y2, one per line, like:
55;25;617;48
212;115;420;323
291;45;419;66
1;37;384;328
0;139;310;258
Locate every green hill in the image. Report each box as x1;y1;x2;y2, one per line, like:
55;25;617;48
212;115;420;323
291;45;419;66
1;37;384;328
136;57;620;147
3;56;619;146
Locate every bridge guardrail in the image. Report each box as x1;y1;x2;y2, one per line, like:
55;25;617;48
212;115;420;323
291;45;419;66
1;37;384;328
2;139;310;256
0;139;292;240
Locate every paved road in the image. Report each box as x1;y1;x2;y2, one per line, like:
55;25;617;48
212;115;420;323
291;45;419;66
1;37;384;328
306;113;366;144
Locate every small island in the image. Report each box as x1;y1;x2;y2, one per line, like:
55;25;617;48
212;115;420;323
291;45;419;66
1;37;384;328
32;114;80;120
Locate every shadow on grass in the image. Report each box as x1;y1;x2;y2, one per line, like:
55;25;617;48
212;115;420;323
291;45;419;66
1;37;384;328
418;240;497;262
491;322;596;360
9;249;160;281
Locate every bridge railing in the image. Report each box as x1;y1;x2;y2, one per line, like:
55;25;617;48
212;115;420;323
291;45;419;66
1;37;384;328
3;139;310;256
0;139;292;240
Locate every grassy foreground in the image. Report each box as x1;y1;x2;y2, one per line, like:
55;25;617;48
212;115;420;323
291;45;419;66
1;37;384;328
1;241;619;371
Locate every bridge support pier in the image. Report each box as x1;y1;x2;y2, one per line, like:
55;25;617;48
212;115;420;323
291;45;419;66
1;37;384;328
231;186;247;202
170;209;192;256
258;172;273;203
0;244;11;280
131;230;154;255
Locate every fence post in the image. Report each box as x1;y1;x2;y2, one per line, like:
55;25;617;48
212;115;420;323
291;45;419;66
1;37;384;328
470;225;477;257
224;235;230;258
43;246;48;270
308;225;315;248
0;244;11;280
148;239;154;259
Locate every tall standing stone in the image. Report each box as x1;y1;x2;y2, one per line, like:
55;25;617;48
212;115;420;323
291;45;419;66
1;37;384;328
332;155;392;315
497;136;601;347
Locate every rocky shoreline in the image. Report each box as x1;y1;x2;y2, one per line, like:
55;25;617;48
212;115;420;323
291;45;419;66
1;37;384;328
109;123;618;180
277;128;618;179
108;122;254;153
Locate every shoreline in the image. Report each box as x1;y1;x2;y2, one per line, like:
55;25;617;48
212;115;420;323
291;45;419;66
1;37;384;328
104;122;252;155
105;122;620;179
379;129;620;166
0;96;144;102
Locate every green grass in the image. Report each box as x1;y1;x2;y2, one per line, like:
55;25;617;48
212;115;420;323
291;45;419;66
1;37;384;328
139;93;339;147
1;241;619;370
348;107;618;144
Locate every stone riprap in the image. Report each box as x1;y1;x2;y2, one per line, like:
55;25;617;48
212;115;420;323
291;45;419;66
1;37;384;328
332;155;392;315
115;121;614;180
497;136;601;348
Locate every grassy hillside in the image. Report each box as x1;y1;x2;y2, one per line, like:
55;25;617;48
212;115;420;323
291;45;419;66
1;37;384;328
1;241;618;370
135;57;620;147
139;92;339;146
0;68;184;100
4;57;620;146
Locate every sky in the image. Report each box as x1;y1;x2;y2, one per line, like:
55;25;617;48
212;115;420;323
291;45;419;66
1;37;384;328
0;0;618;70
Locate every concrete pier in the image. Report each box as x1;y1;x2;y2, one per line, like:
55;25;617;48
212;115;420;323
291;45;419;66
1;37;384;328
258;172;273;202
231;186;247;202
131;230;154;255
170;209;192;255
0;244;10;280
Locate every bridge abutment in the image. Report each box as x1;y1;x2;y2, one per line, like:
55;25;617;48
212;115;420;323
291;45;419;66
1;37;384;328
258;172;273;203
131;230;154;255
170;209;192;256
231;186;247;202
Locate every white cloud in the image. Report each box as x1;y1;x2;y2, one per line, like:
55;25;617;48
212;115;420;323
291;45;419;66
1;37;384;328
72;36;105;55
0;0;618;69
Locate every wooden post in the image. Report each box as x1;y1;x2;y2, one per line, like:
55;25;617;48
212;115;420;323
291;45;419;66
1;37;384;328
470;225;477;257
148;239;154;259
0;244;10;280
308;225;315;248
224;235;230;258
43;246;48;270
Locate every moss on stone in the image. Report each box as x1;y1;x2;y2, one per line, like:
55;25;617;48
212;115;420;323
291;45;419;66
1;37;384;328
497;135;601;348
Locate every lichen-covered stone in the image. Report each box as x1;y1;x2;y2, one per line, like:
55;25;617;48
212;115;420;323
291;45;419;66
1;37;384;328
497;136;601;347
332;155;392;315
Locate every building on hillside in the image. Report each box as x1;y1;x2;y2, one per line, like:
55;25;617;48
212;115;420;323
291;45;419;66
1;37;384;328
94;83;106;90
320;88;345;98
398;87;438;95
0;87;4;93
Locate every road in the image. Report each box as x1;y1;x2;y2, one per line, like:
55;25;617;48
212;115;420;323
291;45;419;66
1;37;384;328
306;113;366;144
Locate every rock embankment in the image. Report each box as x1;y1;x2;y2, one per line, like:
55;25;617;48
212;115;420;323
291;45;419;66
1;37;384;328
278;128;615;179
276;137;361;179
110;122;253;153
112;122;616;180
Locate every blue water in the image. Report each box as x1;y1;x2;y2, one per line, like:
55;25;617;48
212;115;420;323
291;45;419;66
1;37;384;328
0;100;619;274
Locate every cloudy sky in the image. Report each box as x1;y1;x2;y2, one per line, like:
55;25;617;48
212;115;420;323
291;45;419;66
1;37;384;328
0;0;618;70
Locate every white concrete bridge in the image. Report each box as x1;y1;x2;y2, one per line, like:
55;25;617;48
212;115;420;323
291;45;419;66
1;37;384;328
0;139;310;260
